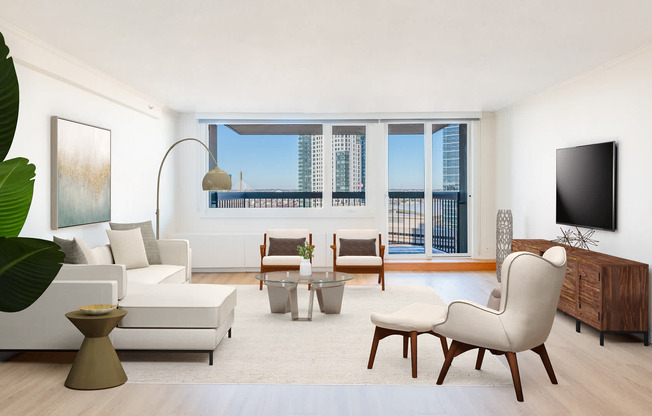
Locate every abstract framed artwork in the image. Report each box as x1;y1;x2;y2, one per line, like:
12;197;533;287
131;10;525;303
51;117;111;229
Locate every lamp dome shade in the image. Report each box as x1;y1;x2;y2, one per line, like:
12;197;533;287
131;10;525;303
202;167;232;191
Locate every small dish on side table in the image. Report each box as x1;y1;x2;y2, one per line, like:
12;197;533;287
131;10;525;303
77;304;117;316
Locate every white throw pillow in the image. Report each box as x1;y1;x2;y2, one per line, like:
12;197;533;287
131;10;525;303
106;228;149;269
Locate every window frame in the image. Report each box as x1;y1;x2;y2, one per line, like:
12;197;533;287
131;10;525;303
198;121;372;218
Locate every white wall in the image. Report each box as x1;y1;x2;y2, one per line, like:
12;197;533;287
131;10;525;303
495;44;652;328
1;25;178;246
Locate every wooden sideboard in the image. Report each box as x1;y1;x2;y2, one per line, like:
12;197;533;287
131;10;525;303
512;239;649;346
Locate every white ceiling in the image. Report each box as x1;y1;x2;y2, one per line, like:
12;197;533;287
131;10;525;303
3;0;652;114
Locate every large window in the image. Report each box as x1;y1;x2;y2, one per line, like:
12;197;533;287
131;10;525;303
208;124;322;208
206;123;366;208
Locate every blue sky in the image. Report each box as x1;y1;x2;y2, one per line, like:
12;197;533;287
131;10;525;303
215;125;446;191
388;131;444;190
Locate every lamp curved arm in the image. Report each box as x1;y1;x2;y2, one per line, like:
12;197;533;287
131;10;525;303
156;138;219;239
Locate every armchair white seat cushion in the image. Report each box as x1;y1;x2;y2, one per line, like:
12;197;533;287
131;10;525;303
433;246;567;402
262;255;303;266
336;256;383;267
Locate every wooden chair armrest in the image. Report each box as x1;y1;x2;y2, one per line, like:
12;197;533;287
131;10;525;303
260;244;266;258
380;244;386;258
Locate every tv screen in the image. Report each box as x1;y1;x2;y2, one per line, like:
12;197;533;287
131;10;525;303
556;141;617;231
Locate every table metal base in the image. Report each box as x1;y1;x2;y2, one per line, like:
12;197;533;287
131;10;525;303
265;281;347;321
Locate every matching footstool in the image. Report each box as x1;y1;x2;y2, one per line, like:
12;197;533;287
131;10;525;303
111;284;237;365
368;303;448;378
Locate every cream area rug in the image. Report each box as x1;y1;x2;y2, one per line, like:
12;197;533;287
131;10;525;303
122;285;511;386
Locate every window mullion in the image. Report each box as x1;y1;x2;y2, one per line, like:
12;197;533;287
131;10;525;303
323;123;333;209
424;122;433;258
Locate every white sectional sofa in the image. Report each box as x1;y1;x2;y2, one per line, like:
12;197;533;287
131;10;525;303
0;239;236;365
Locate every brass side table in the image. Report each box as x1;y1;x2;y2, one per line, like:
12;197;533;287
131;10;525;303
64;309;127;390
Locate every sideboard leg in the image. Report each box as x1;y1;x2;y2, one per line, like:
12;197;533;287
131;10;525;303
575;320;581;333
599;332;604;346
644;332;649;346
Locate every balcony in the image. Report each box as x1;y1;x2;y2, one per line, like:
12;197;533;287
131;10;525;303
388;191;465;255
209;190;466;254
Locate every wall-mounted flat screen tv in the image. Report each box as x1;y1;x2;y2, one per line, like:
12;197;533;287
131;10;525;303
556;141;617;231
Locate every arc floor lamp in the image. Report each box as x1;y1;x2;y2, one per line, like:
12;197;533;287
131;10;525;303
156;138;231;239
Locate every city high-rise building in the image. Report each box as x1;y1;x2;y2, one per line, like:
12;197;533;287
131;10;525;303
297;134;365;193
442;124;461;191
297;135;312;192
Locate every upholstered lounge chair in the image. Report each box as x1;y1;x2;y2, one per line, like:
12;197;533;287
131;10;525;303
259;229;313;290
432;247;567;401
331;229;386;290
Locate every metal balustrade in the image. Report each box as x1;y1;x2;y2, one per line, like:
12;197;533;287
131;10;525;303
209;190;465;254
387;191;464;254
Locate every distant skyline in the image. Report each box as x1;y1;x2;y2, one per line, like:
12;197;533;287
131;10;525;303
215;125;450;191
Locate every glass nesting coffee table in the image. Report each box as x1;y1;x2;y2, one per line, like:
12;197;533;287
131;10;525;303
255;271;354;321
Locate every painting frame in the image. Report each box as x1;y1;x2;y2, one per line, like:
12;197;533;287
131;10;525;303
51;117;111;229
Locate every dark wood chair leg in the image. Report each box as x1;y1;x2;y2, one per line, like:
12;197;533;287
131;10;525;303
531;344;557;384
259;280;263;290
380;270;385;291
505;352;524;402
410;331;418;378
437;340;479;385
438;335;449;355
475;348;486;370
367;327;382;369
403;335;409;358
437;340;459;384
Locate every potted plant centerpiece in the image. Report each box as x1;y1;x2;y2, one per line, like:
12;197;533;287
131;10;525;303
297;242;314;276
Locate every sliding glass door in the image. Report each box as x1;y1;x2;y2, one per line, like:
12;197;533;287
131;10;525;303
388;122;469;256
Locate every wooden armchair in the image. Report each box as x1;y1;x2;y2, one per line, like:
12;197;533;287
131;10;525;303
330;229;386;290
259;229;313;290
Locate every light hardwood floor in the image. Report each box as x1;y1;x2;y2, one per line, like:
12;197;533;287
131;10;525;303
1;271;650;416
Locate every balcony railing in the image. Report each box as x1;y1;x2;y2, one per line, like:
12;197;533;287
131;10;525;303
210;191;367;208
210;191;323;208
209;190;465;254
388;191;465;254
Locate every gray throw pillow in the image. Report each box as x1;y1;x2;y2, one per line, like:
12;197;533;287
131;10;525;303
109;221;161;264
53;236;88;264
268;237;306;256
339;238;376;256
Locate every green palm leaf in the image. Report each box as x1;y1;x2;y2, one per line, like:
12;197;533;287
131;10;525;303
0;237;64;312
0;157;35;237
0;32;63;313
0;32;19;162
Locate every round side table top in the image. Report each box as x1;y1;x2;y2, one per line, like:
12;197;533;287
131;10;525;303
65;309;127;338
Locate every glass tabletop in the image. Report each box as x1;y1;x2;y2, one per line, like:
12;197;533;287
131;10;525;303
255;270;354;284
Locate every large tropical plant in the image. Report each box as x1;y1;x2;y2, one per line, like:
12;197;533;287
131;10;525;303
0;32;64;312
